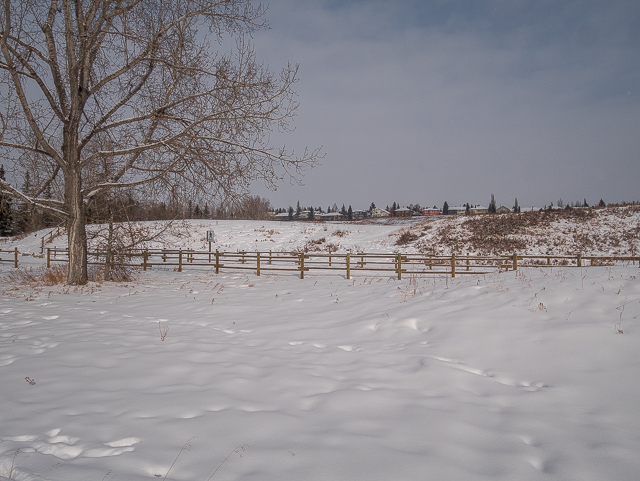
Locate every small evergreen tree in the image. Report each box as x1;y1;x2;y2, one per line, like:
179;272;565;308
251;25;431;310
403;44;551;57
288;206;294;220
599;198;606;207
340;204;347;216
488;194;496;213
0;165;12;235
369;201;376;211
347;205;353;220
583;198;588;208
442;201;449;215
308;206;315;220
513;198;520;213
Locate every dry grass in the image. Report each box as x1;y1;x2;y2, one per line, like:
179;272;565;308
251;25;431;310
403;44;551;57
1;263;136;287
2;265;68;286
395;229;420;246
410;205;640;256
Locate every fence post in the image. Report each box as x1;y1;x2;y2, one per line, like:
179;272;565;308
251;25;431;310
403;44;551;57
346;253;350;280
577;253;582;267
178;250;183;272
451;253;456;278
215;250;220;274
397;253;402;280
143;250;148;271
14;247;18;268
329;250;332;267
466;254;470;271
299;253;305;279
47;248;51;268
269;250;272;265
41;237;44;254
513;253;518;271
257;252;261;276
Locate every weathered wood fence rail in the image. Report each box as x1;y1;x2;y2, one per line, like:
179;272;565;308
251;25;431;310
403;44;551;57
44;248;638;279
0;248;19;268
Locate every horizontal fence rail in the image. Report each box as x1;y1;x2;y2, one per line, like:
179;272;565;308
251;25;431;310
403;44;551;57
0;248;19;268
43;248;639;279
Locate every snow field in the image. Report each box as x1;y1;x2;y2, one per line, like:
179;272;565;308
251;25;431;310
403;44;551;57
1;261;639;480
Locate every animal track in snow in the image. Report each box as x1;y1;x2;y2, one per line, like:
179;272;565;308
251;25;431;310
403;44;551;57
429;356;546;391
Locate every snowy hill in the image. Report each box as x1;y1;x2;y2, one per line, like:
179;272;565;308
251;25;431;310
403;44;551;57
3;205;638;259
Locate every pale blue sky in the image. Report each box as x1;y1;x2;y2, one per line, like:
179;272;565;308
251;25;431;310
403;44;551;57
250;0;640;210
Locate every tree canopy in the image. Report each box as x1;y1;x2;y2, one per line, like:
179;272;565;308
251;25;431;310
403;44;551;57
0;0;319;284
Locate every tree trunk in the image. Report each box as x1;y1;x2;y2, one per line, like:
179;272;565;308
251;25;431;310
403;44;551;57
65;170;88;285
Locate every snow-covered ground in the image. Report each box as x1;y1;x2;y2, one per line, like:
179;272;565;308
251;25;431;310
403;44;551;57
1;220;639;481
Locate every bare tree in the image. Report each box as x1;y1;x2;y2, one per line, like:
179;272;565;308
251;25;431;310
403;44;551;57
0;0;319;284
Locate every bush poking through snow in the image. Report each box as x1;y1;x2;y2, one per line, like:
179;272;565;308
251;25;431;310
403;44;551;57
2;265;68;286
395;229;419;246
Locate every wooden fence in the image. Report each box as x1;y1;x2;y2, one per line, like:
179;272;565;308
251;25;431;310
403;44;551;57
44;248;638;279
0;248;19;268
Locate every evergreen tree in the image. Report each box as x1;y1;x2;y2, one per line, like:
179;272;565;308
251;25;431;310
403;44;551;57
369;201;376;211
442;201;449;215
347;205;353;220
513;198;520;213
308;206;315;220
488;194;496;213
16;171;33;233
0;165;12;235
465;203;470;215
340;204;347;216
583;198;588;208
296;200;302;218
599;198;606;207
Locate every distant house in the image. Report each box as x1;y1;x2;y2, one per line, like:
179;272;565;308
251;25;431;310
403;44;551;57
352;209;368;219
496;205;511;214
276;212;291;221
470;205;488;215
447;205;488;215
393;207;413;217
319;212;343;221
422;208;441;215
370;207;390;218
447;206;468;216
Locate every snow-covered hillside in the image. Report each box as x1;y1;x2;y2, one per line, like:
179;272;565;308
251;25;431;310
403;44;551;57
1;212;639;481
405;205;640;256
3;205;638;261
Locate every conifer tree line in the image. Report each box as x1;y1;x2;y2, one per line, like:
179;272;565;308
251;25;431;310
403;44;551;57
0;167;274;236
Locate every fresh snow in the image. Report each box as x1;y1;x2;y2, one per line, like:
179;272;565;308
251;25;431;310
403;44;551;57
1;220;639;481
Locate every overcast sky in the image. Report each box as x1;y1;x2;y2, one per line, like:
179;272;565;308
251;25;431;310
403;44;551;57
249;0;640;210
